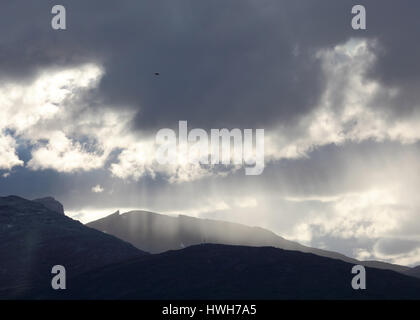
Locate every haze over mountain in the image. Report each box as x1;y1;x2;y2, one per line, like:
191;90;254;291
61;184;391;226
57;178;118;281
0;196;145;298
87;210;411;274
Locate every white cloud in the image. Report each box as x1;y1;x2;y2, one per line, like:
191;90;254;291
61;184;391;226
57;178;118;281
284;187;407;243
265;38;420;163
0;62;253;182
7;39;419;183
234;197;258;209
109;140;239;183
352;238;420;266
0;133;23;170
28;131;106;172
353;248;373;261
0;64;103;134
0;63;112;173
91;184;104;193
371;243;420;266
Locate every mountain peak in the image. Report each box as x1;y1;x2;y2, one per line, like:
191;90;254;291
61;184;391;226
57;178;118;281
33;197;65;215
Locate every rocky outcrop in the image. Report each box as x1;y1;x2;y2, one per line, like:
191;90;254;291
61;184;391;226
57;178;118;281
33;197;65;215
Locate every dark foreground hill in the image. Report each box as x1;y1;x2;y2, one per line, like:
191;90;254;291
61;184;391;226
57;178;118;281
87;210;410;274
40;244;420;300
0;196;146;299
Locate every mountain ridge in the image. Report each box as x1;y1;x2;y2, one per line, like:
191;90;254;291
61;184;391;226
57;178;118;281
87;209;412;275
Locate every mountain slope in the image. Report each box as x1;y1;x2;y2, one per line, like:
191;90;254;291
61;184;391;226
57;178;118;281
87;210;410;274
0;196;146;299
41;244;420;300
404;266;420;278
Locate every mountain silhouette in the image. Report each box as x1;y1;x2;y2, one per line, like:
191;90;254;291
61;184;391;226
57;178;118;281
2;195;420;300
87;210;411;275
0;196;146;298
40;244;420;300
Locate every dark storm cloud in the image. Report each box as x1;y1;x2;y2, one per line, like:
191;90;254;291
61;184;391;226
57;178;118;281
2;0;420;265
1;0;419;132
364;1;420;118
0;0;419;209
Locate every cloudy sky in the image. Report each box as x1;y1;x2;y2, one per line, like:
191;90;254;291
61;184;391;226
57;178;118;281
1;0;420;266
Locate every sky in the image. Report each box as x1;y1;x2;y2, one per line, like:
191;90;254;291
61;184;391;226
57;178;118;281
1;0;420;266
